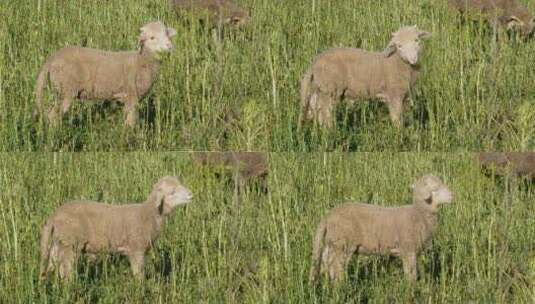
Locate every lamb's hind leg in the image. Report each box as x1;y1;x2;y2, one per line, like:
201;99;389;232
328;251;347;282
317;92;336;128
58;246;76;280
47;84;74;123
41;242;60;279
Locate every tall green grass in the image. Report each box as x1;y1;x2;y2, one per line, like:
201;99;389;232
1;0;534;151
0;153;533;302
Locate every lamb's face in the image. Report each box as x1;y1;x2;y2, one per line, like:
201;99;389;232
386;26;431;65
151;176;193;216
139;21;177;53
412;175;453;211
162;178;194;207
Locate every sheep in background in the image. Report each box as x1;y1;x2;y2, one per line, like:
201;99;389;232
34;21;176;127
309;175;453;283
449;0;534;40
172;0;250;28
39;176;193;280
192;152;268;192
299;26;431;129
476;152;535;179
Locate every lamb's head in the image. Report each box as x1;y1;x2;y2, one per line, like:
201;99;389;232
149;176;193;215
384;26;431;65
411;175;453;212
138;21;177;53
499;9;534;39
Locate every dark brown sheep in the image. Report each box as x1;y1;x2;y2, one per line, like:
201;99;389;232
172;0;250;27
449;0;534;39
192;152;268;192
476;152;535;178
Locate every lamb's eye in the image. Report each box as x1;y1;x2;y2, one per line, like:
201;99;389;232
150;36;155;40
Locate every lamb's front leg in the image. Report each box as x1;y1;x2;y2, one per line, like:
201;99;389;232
376;93;402;128
123;96;139;127
128;252;146;280
386;97;403;129
401;252;417;283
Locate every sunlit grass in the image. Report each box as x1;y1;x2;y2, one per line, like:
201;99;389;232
1;0;534;151
0;152;533;302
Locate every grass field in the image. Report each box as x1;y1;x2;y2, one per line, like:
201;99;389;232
0;152;534;302
1;0;535;151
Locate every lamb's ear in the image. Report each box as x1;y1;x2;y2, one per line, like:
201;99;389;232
418;31;432;39
157;192;166;215
138;29;148;45
150;188;165;214
383;42;397;57
167;27;177;38
158;196;165;215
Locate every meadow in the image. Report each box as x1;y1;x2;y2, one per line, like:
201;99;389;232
0;152;534;302
1;0;535;151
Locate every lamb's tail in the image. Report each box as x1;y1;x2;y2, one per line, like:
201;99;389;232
33;63;49;118
309;220;327;284
298;68;313;129
39;222;54;280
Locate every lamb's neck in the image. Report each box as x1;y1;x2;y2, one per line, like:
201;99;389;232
138;49;163;68
141;201;167;239
386;52;420;84
413;204;438;237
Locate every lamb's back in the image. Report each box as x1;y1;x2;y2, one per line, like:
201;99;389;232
310;48;386;93
324;203;414;250
48;47;138;66
50;201;141;235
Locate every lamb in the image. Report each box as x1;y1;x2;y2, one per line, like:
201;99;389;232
172;0;250;27
34;21;177;127
476;152;535;179
192;152;268;192
309;175;453;283
39;176;193;280
299;26;431;129
449;0;534;40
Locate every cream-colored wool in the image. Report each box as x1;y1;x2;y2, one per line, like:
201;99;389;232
34;21;176;127
299;26;431;129
39;176;193;280
309;175;453;283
